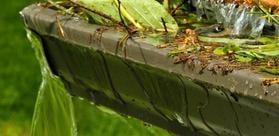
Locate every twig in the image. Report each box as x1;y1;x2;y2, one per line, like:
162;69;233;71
161;17;170;43
56;16;65;38
255;3;279;25
116;0;131;35
114;0;144;29
171;0;187;15
47;0;80;17
115;0;132;58
161;17;168;34
69;0;121;24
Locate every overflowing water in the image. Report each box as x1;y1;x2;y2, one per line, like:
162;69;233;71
192;0;268;37
27;29;77;136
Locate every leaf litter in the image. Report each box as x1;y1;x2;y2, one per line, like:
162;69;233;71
43;0;278;85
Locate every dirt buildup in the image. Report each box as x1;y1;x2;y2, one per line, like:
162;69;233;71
43;0;279;76
261;78;279;86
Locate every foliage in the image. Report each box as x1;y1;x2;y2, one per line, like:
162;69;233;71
74;0;178;32
213;42;240;56
237;44;279;60
211;36;279;63
260;67;279;75
256;2;279;25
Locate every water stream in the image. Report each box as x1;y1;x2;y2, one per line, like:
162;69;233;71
27;29;77;136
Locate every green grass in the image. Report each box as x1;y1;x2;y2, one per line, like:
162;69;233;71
0;0;41;135
0;1;169;136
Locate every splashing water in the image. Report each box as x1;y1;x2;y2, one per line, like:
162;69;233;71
27;29;77;136
192;0;267;37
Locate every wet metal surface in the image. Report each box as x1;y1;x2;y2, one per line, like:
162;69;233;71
21;5;279;136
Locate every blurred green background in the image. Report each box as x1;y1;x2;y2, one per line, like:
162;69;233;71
0;0;168;136
0;0;40;135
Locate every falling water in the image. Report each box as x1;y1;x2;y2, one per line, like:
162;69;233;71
192;0;267;37
27;29;77;136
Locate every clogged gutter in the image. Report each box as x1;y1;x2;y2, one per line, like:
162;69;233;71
43;0;278;84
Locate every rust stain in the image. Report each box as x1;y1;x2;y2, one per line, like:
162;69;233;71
261;78;279;86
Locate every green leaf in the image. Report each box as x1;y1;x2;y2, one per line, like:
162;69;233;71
257;44;279;57
235;42;279;61
120;0;178;32
75;0;121;25
258;37;276;44
252;52;265;59
258;50;279;57
213;42;240;56
75;0;178;33
260;67;279;75
213;47;226;55
235;55;253;62
225;42;240;52
236;51;256;58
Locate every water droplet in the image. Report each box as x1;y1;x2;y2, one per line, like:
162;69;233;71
254;93;258;96
244;89;248;95
230;86;236;92
78;97;84;101
73;17;80;22
262;86;268;93
174;113;185;125
249;84;253;89
271;91;277;96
